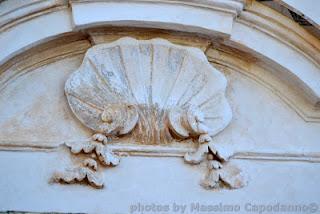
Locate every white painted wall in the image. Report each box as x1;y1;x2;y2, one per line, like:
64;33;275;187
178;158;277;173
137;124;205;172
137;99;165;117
0;0;320;213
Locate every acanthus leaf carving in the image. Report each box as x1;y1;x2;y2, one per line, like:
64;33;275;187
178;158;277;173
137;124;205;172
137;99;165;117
52;167;104;189
65;140;120;167
201;154;247;189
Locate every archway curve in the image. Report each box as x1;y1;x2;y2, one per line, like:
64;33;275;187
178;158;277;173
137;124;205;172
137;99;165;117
1;0;319;121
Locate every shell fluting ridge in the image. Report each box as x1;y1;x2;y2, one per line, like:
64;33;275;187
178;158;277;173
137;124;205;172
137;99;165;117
65;37;232;144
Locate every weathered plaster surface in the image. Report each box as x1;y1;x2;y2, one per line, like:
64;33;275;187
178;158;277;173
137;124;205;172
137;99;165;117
0;0;319;107
0;56;91;145
0;0;320;213
1;51;319;155
0;150;319;213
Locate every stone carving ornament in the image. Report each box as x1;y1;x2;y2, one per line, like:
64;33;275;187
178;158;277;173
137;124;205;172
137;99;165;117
52;37;247;189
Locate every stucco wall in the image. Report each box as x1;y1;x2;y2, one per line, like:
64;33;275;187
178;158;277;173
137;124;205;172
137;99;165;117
0;1;319;213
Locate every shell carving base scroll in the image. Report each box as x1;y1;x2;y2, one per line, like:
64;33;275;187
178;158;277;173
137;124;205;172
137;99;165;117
52;37;247;190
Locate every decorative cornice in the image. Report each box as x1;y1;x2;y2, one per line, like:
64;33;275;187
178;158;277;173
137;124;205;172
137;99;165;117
1;141;320;163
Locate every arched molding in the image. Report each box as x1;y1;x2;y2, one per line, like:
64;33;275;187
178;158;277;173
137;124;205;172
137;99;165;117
277;0;320;29
231;1;320;106
0;0;319;114
1;0;320;209
0;30;320;162
206;46;320;122
0;2;73;66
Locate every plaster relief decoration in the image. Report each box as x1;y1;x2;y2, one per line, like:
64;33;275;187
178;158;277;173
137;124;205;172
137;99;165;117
52;37;247;189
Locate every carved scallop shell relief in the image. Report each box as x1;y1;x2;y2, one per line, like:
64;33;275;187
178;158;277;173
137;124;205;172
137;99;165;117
52;37;247;189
